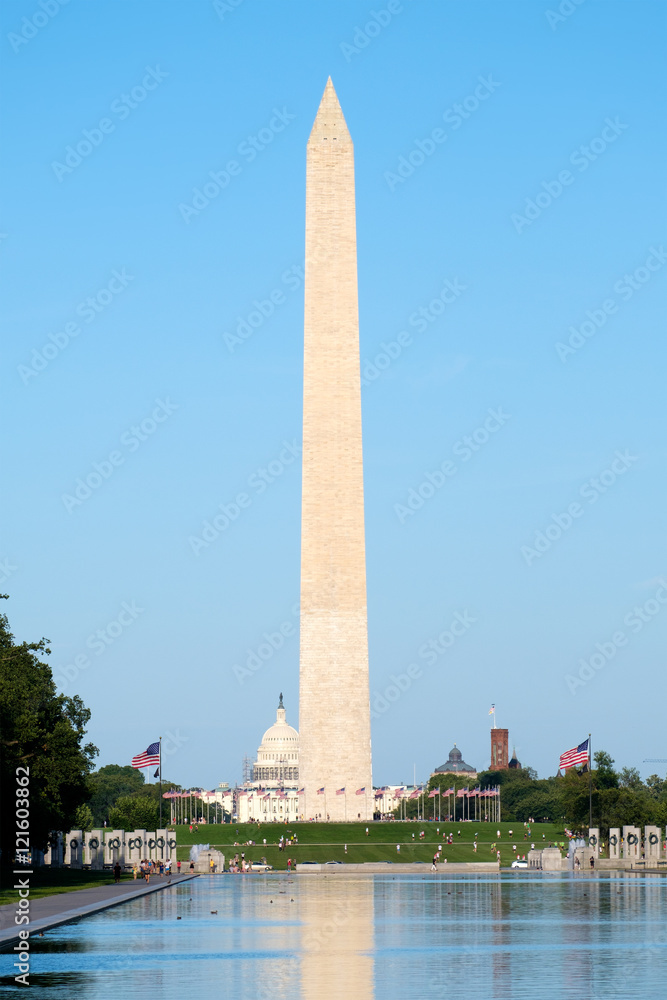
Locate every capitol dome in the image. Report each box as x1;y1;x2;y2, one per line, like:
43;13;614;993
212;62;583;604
253;693;299;782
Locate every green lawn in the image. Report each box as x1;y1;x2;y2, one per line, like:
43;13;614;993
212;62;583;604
174;820;566;868
0;867;135;906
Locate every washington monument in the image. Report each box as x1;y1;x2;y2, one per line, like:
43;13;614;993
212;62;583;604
298;79;373;822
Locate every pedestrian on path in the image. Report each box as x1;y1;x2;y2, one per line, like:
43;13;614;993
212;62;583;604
113;863;121;883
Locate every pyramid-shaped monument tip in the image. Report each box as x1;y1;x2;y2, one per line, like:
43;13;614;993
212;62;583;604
309;77;351;143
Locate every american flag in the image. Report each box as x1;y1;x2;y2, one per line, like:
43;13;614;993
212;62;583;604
131;742;160;768
559;739;589;770
457;787;468;798
317;787;325;795
409;788;421;799
356;787;366;795
298;788;305;794
336;787;345;795
428;788;439;798
445;787;455;795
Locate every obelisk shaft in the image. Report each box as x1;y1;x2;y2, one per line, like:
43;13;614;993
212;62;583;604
299;79;372;822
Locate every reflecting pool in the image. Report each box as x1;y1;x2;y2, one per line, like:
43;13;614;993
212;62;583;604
1;872;666;998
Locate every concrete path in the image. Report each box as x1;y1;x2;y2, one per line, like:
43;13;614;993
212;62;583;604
0;874;198;948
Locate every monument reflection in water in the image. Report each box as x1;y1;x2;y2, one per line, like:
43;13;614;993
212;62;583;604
299;876;374;1000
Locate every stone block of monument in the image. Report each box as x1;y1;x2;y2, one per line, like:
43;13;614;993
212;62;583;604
153;829;169;861
194;848;225;873
608;827;620;860
127;830;147;864
87;829;104;869
527;849;542;869
65;829;83;868
104;829;124;865
588;827;600;855
540;847;564;870
44;833;63;867
622;825;640;860
645;825;661;859
299;78;372;822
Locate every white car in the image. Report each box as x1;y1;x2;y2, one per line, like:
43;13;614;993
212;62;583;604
511;860;528;868
250;863;273;872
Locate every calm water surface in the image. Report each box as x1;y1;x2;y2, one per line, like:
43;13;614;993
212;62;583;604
1;872;665;998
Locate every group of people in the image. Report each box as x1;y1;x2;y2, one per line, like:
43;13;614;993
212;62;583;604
131;859;176;882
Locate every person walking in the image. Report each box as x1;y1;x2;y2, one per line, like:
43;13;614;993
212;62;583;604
177;860;181;875
113;862;122;884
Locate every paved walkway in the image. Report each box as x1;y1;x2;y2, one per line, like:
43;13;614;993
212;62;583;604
0;874;198;948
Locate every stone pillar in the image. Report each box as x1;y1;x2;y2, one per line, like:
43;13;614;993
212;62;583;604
166;831;177;862
645;825;661;860
44;834;63;867
155;829;168;861
86;829;104;869
127;830;147;865
65;830;84;868
609;827;621;860
104;830;124;866
588;827;600;855
622;825;640;860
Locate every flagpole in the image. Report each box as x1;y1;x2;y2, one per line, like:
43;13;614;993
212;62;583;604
588;733;592;830
159;737;162;828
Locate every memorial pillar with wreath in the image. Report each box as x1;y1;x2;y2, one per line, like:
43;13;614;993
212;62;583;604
155;829;168;861
608;827;620;861
622;825;640;860
587;828;599;857
66;829;83;868
128;829;147;864
645;825;661;860
87;829;104;869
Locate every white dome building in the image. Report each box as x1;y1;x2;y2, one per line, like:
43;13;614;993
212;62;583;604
253;693;299;782
235;694;301;824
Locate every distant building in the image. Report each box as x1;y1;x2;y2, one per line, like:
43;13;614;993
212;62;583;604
252;692;299;783
432;744;477;778
509;746;522;769
235;694;300;823
490;727;509;770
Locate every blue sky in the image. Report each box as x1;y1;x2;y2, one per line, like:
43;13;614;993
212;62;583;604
2;0;666;790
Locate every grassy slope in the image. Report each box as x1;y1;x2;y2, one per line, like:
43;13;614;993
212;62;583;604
175;820;566;868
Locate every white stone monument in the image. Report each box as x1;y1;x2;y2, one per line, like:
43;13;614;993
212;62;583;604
65;829;83;868
609;827;621;861
622;825;640;860
86;829;104;869
645;825;661;860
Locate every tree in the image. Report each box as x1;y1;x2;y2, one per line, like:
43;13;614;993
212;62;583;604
645;774;667;799
108;795;159;831
0;599;97;862
593;750;618;789
74;803;94;831
618;767;643;791
88;764;146;826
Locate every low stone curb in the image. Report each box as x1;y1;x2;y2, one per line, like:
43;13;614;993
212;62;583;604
0;874;198;949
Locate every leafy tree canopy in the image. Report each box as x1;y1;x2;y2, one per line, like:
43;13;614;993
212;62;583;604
0;598;97;861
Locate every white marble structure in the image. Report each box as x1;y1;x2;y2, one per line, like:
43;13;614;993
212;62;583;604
236;695;302;823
